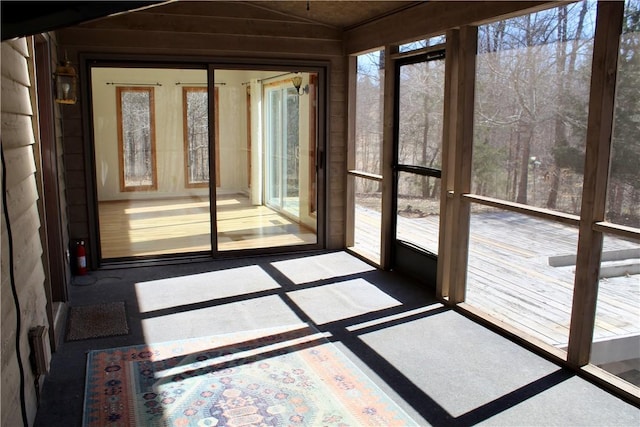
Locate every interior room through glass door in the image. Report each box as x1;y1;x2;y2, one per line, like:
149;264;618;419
91;66;212;259
215;70;318;251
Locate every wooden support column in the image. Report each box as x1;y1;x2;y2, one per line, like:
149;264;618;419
440;26;477;304
345;55;357;248
437;29;458;300
567;1;624;368
380;45;398;270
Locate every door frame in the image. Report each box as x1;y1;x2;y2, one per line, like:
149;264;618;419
34;34;69;349
391;49;446;280
80;54;328;265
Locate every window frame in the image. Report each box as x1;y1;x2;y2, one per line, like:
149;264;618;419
182;86;220;188
116;86;158;192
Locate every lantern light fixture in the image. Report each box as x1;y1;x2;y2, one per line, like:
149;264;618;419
54;58;78;104
291;74;308;96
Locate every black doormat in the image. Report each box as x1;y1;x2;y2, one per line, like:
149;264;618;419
66;302;129;341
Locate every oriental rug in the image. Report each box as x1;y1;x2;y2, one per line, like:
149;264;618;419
83;325;417;426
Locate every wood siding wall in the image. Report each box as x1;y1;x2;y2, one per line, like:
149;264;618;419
55;1;347;261
1;38;51;426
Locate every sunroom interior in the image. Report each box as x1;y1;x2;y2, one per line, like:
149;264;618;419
1;1;638;424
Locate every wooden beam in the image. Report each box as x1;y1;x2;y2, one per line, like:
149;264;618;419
56;28;343;57
79;12;342;41
138;1;318;23
446;26;477;304
380;45;398;270
345;1;552;55
463;194;581;227
345;55;357;248
437;29;458;300
593;222;640;242
567;1;624;368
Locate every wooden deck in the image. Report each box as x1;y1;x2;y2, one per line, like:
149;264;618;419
98;194;316;258
354;205;640;348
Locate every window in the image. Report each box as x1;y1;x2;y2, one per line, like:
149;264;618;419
593;0;640;387
467;1;598;354
399;35;446;53
607;0;640;229
348;50;386;264
355;51;384;176
183;87;212;187
265;83;300;217
117;87;157;191
473;2;596;213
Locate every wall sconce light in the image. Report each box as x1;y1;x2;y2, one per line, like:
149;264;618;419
54;59;78;104
291;74;308;96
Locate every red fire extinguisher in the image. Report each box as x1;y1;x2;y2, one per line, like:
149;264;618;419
76;240;87;276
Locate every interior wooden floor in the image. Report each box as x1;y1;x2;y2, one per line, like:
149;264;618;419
98;194;316;259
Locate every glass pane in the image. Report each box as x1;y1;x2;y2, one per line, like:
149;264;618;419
396;172;440;254
399;35;446;52
592;233;640;386
92;67;211;258
267;89;282;207
120;89;154;189
285;87;300;217
473;2;597;214
217;71;317;251
608;0;640;229
398;57;445;169
466;206;579;349
184;88;209;186
352;176;382;264
355;50;384;175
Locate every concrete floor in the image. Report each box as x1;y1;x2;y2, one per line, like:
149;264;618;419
35;251;639;426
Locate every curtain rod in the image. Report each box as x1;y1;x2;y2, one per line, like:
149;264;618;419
175;82;226;86
105;82;162;86
242;71;298;86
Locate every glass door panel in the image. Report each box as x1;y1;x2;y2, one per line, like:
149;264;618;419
266;88;283;208
216;70;318;251
91;66;211;260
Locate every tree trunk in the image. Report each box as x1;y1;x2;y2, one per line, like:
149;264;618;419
516;126;531;204
510;133;519;201
422;95;430;198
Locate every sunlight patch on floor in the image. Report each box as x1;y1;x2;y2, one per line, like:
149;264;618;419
135;265;281;313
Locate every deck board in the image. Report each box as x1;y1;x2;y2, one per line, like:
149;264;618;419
354;206;640;347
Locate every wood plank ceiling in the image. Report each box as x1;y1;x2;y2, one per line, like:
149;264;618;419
1;0;423;41
245;1;422;29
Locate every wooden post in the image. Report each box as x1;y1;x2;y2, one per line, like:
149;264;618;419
441;26;477;303
437;29;458;300
380;45;398;270
345;55;357;248
567;1;624;367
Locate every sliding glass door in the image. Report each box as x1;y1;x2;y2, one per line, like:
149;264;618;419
213;69;318;252
90;66;212;260
266;85;300;218
90;63;322;261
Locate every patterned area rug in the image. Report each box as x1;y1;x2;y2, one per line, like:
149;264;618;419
83;325;417;426
67;302;129;341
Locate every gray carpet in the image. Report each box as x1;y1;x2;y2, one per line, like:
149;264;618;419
66;301;129;341
35;252;640;427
